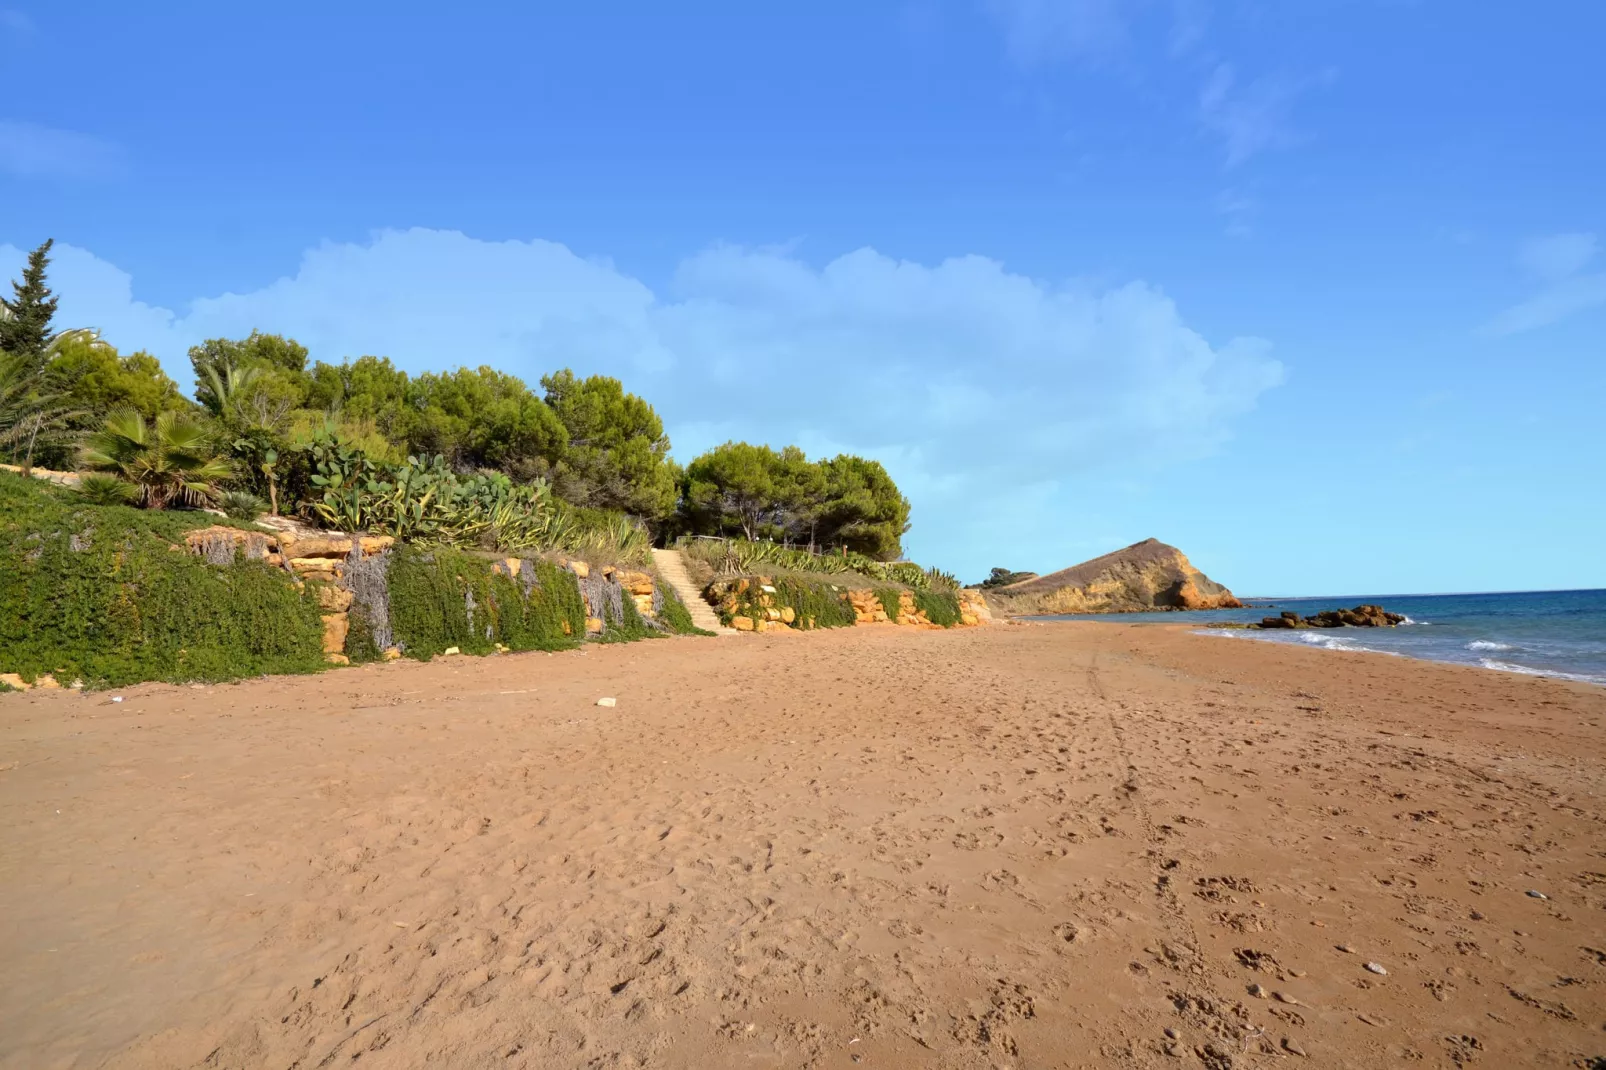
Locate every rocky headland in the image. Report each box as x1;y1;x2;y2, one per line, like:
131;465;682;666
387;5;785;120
985;538;1243;615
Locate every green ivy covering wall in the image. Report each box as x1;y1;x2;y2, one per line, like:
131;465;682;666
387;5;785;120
0;472;699;690
657;585;715;636
0;471;326;687
385;546;586;659
590;581;661;644
719;576;858;631
913;588;963;628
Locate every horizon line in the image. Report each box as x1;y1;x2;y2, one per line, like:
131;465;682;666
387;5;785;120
1237;586;1605;601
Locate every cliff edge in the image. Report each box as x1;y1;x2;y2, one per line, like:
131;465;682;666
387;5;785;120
987;538;1243;615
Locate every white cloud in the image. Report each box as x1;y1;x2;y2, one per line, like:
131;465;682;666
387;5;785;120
0;120;123;179
1;242;178;349
1518;232;1597;281
984;1;1322;174
1484;274;1606;336
1198;63;1313;168
985;0;1132;65
1485;231;1605;335
3;229;1282;574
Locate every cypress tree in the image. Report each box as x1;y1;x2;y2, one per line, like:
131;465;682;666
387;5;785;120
0;239;60;368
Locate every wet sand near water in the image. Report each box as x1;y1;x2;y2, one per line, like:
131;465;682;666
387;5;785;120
2;622;1604;1068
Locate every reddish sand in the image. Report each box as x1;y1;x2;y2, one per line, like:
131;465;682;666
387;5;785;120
2;623;1604;1069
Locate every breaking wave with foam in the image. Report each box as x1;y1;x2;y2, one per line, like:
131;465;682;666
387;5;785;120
1476;659;1606;684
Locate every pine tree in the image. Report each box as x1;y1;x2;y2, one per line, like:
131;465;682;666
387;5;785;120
0;239;61;368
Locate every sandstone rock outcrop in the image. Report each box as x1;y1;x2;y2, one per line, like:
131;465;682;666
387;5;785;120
987;538;1242;615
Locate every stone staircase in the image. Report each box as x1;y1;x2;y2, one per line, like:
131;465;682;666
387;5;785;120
651;549;739;636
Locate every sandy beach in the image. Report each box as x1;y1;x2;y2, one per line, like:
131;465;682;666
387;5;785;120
2;623;1603;1069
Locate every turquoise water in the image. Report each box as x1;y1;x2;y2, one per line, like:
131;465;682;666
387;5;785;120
1031;589;1606;685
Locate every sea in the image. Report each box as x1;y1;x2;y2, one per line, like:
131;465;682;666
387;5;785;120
1031;589;1606;686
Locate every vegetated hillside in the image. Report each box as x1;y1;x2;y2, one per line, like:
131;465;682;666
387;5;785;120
0;470;706;690
987;538;1242;615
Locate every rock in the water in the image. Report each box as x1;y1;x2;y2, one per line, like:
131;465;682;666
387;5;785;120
1259;604;1406;630
983;538;1243;615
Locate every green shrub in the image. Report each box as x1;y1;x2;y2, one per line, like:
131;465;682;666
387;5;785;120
657;585;715;636
914;588;963;628
343;602;383;664
679;536;953;593
776;578;858;630
385;546;585;659
0;470;325;687
76;473;138;507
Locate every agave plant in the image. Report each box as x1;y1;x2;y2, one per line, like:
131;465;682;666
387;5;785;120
574;512;652;566
75;472;139;506
218;489;268;521
885;561;930;590
480;477;567;552
79;410;234;509
676;534;951;591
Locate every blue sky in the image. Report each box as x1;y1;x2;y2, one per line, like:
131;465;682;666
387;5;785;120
3;1;1603;595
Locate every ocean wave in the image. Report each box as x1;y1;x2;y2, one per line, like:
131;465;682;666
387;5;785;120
1399;615;1425;625
1194;628;1395;657
1466;640;1514;651
1295;632;1356;649
1478;659;1606;685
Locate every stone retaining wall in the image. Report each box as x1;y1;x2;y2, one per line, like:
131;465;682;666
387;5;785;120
707;576;992;633
182;526;661;662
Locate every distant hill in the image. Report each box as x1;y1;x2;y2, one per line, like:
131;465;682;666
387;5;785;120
987;538;1242;615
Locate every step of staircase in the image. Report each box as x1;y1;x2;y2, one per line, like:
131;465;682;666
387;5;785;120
651;549;739;636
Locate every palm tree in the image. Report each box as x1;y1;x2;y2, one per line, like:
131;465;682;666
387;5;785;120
80;410;234;509
44;326;115;359
0;351;82;474
197;360;263;418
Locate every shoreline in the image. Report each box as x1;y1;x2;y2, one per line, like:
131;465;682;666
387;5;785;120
1020;593;1606;688
4;623;1604;1067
